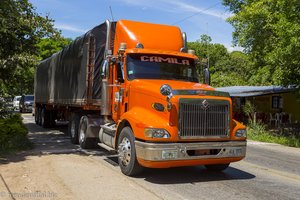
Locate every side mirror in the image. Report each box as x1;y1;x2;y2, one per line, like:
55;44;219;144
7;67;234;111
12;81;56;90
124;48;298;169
204;67;210;85
101;60;109;78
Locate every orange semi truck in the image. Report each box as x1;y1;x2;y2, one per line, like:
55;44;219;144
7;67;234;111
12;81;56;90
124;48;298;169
34;20;247;176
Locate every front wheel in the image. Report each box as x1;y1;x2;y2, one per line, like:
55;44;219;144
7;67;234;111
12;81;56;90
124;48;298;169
118;127;143;176
205;163;230;171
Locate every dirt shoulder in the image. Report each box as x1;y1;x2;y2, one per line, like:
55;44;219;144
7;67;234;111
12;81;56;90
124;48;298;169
0;114;161;200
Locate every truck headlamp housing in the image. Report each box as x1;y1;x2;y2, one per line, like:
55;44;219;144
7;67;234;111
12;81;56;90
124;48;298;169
235;129;247;138
144;128;170;139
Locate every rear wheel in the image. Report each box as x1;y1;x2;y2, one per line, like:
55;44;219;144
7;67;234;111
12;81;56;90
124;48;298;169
37;107;42;126
78;116;97;149
118;127;143;176
68;113;81;144
49;110;56;128
34;107;38;124
205;164;230;171
41;108;50;128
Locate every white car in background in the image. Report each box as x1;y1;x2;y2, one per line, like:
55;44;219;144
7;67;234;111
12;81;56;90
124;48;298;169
13;96;21;111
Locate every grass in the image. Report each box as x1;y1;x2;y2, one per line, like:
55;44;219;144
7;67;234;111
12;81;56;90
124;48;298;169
247;122;300;148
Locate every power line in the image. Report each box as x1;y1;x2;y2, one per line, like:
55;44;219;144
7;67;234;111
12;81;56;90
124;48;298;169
172;2;220;25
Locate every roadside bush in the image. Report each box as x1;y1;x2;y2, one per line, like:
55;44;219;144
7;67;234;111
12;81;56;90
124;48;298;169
0;100;10;118
247;121;300;148
0;114;32;154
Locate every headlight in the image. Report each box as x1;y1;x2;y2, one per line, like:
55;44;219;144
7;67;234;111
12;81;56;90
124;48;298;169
235;129;247;138
144;128;170;138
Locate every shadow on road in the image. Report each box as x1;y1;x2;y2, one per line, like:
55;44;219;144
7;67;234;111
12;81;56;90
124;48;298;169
0;119;109;165
136;166;255;184
2;114;256;185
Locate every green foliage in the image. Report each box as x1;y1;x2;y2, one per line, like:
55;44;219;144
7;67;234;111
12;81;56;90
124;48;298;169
0;0;57;59
0;53;37;96
37;37;72;60
243;100;256;122
188;35;254;87
223;0;300;86
247;122;300;147
0;0;71;99
0;114;32;154
0;99;10;117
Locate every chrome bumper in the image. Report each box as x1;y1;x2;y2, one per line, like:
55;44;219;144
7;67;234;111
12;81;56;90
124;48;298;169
135;140;246;161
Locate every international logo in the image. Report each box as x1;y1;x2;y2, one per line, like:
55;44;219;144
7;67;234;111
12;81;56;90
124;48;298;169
201;99;210;110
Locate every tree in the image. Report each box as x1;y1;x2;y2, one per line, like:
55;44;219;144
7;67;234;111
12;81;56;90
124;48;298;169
189;34;254;87
0;0;60;97
37;37;72;60
211;51;255;86
223;0;300;86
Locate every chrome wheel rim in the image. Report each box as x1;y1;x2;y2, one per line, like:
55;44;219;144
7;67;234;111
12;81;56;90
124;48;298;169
79;122;85;143
118;137;131;166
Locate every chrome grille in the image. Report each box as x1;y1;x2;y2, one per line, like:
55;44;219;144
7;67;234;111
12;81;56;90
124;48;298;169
178;99;230;139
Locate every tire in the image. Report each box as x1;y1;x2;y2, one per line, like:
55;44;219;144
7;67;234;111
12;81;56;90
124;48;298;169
117;127;143;176
49;110;56;128
68;113;81;144
205;164;230;171
34;107;38;124
78;116;97;149
41;108;50;128
37;107;42;126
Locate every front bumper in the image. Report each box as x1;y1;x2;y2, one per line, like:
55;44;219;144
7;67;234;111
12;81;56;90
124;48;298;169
135;140;246;162
23;105;33;112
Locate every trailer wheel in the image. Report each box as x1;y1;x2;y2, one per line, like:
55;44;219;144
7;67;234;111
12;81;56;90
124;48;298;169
49;110;56;128
69;113;80;144
78;116;96;149
117;127;143;176
37;107;42;126
205;164;230;171
34;107;38;124
41;108;50;128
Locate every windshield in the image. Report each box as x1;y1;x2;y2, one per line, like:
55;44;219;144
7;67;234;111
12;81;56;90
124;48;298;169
24;95;34;101
126;54;199;82
14;97;21;101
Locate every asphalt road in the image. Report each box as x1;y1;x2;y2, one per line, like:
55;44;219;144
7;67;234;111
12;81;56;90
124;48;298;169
3;114;300;200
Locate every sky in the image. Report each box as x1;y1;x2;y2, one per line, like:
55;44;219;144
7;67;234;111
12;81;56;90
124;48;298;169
29;0;240;51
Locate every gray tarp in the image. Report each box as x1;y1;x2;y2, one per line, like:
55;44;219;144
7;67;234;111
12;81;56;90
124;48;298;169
35;22;116;106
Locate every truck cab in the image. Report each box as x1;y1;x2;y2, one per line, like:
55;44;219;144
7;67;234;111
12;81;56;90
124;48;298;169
98;20;246;175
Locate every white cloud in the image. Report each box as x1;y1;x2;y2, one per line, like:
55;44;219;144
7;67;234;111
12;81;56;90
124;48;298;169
224;43;244;52
55;23;87;33
117;0;232;20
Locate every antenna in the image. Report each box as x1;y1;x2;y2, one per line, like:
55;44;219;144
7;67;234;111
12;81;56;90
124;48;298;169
109;6;114;21
206;22;210;69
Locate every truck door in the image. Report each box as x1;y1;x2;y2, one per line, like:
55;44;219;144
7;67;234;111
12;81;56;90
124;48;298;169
112;62;125;122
